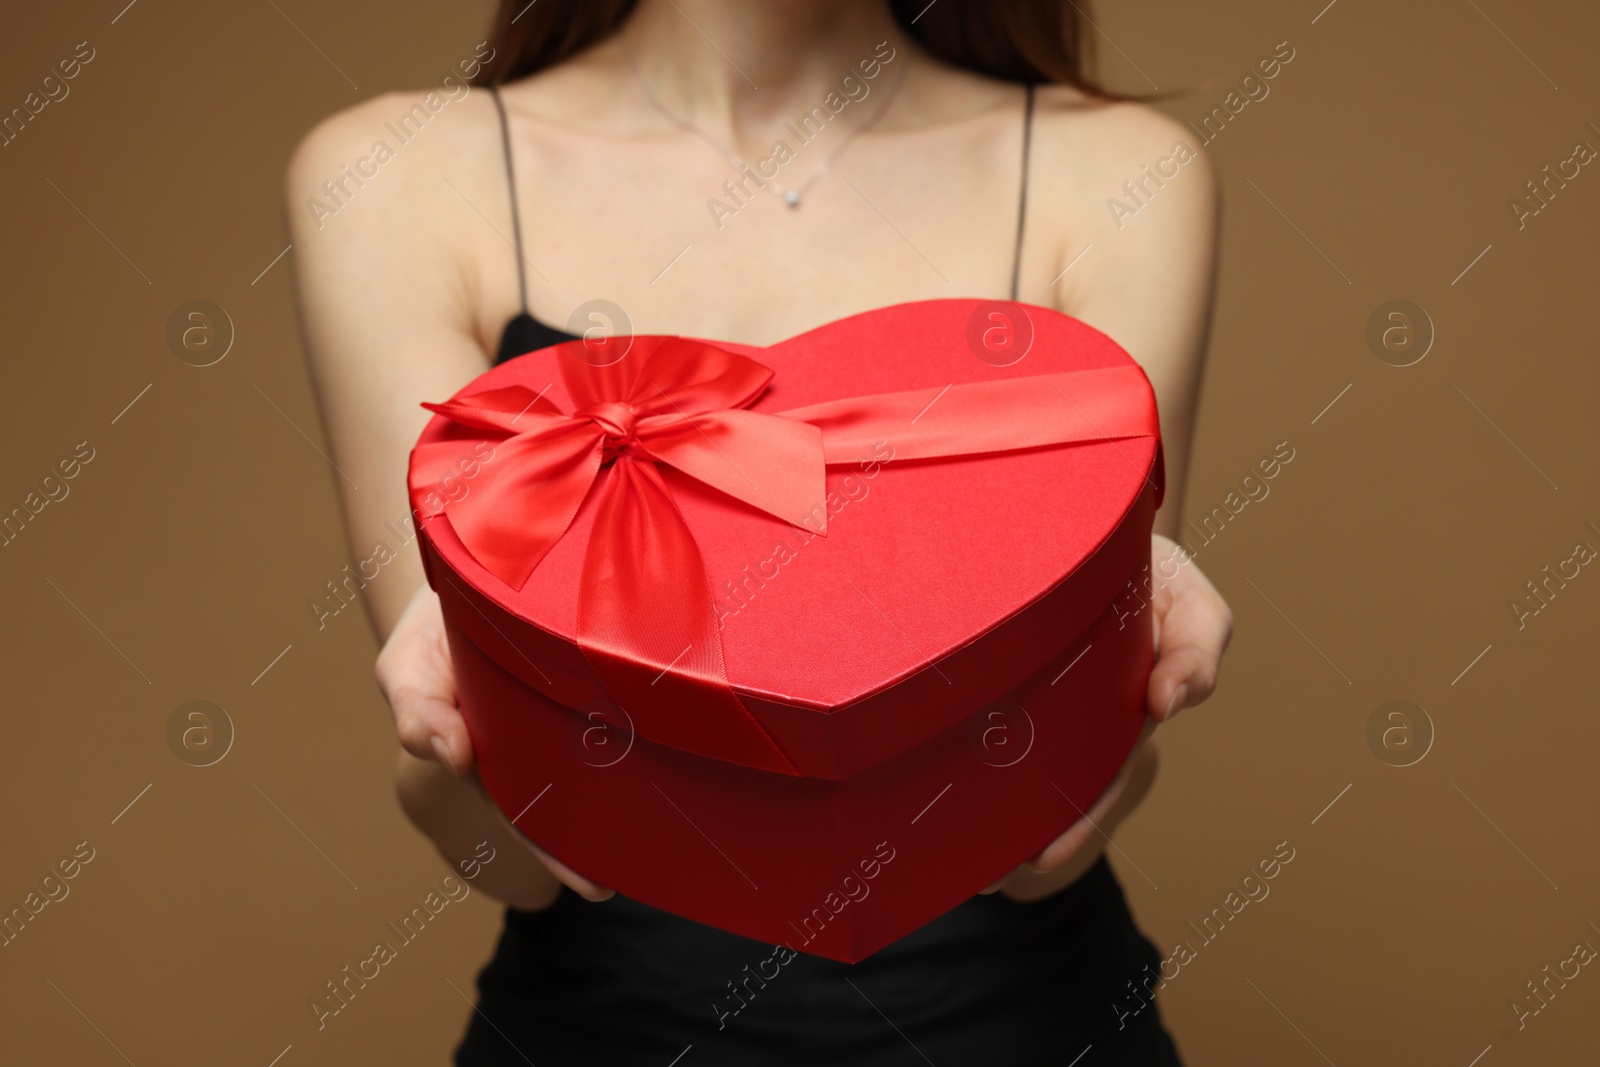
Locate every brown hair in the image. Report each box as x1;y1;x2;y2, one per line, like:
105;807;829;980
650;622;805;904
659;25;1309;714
472;0;1104;91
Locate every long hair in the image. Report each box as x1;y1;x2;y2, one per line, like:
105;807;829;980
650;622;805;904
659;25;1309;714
471;0;1104;91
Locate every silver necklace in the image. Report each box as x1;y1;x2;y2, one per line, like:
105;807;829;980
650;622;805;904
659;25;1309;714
620;38;911;208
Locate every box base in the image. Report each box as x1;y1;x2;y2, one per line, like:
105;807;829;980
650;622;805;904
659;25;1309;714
451;557;1153;963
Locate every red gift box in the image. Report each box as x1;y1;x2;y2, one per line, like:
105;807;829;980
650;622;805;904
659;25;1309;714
408;298;1163;963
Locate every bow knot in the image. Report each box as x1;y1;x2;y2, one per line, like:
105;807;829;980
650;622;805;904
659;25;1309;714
577;400;641;458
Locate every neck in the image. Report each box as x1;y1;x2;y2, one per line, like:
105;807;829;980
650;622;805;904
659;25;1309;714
619;0;908;142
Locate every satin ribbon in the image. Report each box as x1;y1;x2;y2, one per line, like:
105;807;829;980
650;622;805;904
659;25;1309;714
411;335;1160;775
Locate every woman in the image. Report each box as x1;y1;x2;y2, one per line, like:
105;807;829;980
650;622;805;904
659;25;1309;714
288;1;1232;1062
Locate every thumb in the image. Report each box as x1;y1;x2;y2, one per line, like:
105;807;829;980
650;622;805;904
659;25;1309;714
1148;589;1231;721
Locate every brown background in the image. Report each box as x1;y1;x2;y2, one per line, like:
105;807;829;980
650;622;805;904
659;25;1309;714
3;1;1597;1064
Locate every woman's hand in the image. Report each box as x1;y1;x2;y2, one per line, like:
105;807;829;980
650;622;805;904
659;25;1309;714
380;584;614;906
376;583;476;776
983;533;1232;901
1143;533;1234;723
989;728;1160;902
395;752;615;909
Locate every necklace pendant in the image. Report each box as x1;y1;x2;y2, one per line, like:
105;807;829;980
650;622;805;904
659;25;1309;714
783;189;801;208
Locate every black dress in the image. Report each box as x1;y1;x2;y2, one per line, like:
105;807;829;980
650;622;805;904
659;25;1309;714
453;85;1184;1067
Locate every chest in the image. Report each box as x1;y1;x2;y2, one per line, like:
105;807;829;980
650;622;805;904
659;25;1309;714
490;110;1058;346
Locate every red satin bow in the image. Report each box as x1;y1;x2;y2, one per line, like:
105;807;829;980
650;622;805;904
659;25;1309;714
411;335;1160;775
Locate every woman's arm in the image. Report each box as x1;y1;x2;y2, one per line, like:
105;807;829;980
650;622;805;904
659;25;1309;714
989;99;1231;901
993;534;1231;902
1043;99;1222;545
1050;103;1233;721
285;91;607;907
286;93;489;643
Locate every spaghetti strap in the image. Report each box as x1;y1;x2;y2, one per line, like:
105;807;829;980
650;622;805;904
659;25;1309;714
1009;83;1035;302
489;85;530;314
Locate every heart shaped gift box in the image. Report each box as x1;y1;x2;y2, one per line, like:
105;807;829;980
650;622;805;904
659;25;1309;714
409;298;1163;963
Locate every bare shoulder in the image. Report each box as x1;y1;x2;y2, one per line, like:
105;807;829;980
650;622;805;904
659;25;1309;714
1023;88;1217;331
284;85;506;261
284;84;515;396
1023;88;1219;470
283;83;520;364
1031;87;1218;251
1033;88;1212;174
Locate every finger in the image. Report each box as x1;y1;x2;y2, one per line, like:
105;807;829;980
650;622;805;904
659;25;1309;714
376;587;476;774
1148;587;1233;722
966;870;1017;895
428;710;475;777
389;682;474;775
471;779;616;903
522;837;615;903
1025;812;1102;874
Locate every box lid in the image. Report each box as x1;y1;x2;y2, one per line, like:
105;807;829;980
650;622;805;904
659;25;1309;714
411;299;1162;779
